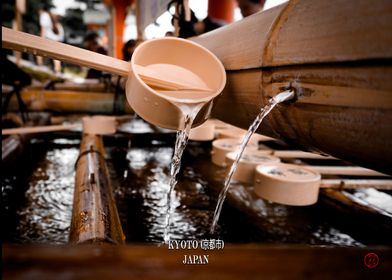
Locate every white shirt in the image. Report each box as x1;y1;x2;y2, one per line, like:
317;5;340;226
40;11;64;42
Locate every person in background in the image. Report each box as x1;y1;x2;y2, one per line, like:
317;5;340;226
84;32;108;79
38;4;64;73
165;31;175;37
122;39;138;62
236;0;266;18
168;0;226;39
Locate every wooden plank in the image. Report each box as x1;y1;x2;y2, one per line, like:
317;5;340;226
310;166;389;177
321;179;392;190
191;4;286;70
264;0;392;66
3;89;133;114
3;244;391;280
2;124;81;135
273;150;334;159
28;81;108;92
70;134;125;244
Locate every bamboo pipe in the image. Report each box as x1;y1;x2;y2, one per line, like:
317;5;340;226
191;0;392;175
2;27;210;92
69;134;124;244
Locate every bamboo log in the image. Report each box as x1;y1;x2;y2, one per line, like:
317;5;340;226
192;0;392;174
3;89;133;114
3;244;392;280
69;134;124;244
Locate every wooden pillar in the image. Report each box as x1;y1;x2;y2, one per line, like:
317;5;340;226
111;0;133;59
208;0;236;23
13;0;25;66
69;134;125;244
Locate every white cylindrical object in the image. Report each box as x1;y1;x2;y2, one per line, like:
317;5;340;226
254;163;321;206
189;121;215;141
226;151;280;184
211;138;258;167
217;126;268;143
82;116;116;135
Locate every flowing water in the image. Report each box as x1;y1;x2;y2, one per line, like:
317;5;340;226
163;104;205;243
4;117;387;246
210;90;295;234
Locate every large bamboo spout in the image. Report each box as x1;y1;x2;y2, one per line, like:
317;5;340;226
192;0;392;174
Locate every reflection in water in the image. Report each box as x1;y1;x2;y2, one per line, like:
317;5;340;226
110;144;366;246
15;148;78;244
3;128;389;246
113;147;213;243
349;188;392;214
2;140;79;244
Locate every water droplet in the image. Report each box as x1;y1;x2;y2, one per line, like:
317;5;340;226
144;97;149;102
154;102;159;106
23;48;27;52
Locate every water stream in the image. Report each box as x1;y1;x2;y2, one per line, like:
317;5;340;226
163;103;205;243
210;90;295;234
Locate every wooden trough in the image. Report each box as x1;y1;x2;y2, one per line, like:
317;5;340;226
191;0;392;175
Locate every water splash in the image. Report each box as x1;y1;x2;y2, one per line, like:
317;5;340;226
210;90;295;234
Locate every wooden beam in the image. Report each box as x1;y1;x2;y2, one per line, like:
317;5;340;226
3;244;391;279
320;179;392;190
69;134;125;244
310;166;389;177
3;89;133;114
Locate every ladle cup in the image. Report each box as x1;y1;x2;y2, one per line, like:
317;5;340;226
2;27;226;130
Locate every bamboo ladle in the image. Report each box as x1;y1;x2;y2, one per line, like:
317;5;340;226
1;27;211;92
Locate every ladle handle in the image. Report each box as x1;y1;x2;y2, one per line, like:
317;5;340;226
2;27;212;92
2;124;81;135
310;166;388;177
2;27;130;77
